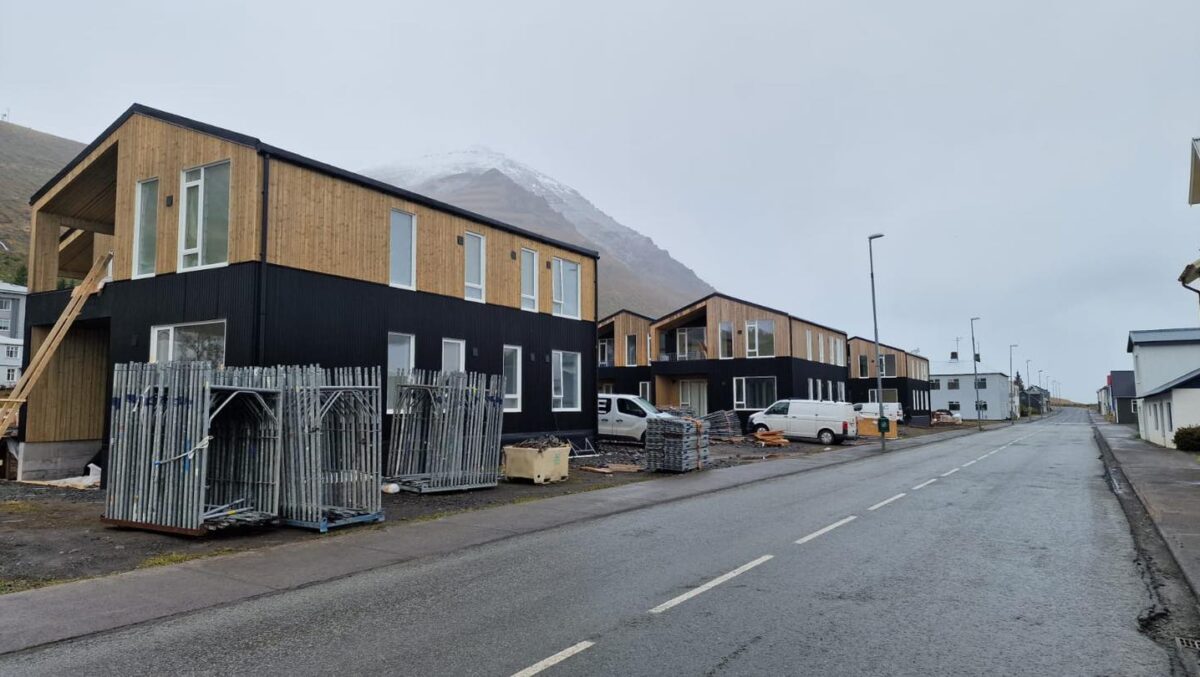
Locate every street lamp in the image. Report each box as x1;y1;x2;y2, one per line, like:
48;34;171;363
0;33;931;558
1009;344;1018;422
868;233;887;451
1038;369;1044;414
1178;258;1200;320
970;317;982;431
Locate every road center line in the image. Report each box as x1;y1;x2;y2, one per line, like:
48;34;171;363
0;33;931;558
912;478;938;490
511;640;596;677
976;454;988;461
648;554;774;614
868;493;907;511
795;515;857;544
962;460;977;467
940;468;959;477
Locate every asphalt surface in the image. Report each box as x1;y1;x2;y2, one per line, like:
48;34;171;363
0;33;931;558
0;408;1172;676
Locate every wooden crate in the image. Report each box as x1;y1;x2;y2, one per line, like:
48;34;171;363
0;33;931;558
503;445;570;484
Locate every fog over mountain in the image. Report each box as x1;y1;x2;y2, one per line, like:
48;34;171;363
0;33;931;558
366;147;713;318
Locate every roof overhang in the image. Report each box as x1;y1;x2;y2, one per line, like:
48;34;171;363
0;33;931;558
1191;139;1200;205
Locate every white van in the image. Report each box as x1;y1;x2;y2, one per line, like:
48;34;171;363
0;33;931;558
748;399;858;445
853;402;905;422
597;394;675;443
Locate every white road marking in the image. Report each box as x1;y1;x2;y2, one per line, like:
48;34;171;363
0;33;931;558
912;478;938;490
795;516;858;545
940;468;959;477
648;555;774;614
962;460;977;467
511;641;596;677
976;454;989;461
868;493;907;511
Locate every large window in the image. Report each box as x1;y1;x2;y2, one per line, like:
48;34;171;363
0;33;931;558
390;210;415;289
503;345;521;412
868;388;899;403
836;338;845;367
386;333;414;412
948;378;960;390
179;161;230;270
0;299;10;311
4;346;17;359
745;319;775;358
442;338;465;372
598;338;613;367
639;381;652;401
133;178;159;277
931;379;941;390
0;318;9;332
150;320;226;364
975;377;987;389
734;376;776;410
625;335;637;366
677;326;706;360
552;350;581;411
859;354;869;378
464;232;485;302
806;330;813;360
880;354;897;377
719;321;734;359
520;248;537;311
552;258;581;319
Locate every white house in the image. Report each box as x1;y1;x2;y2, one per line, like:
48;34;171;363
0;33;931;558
1128;328;1200;445
930;357;1013;420
0;337;21;388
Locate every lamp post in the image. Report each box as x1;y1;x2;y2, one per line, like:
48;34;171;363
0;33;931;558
868;233;887;451
1009;344;1018;422
1038;369;1044;414
970;317;982;431
1025;359;1033;417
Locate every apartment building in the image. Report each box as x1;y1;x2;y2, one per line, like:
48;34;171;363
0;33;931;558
1127;328;1200;444
0;283;26;388
930;356;1013;420
597;309;654;400
22;104;599;475
647;293;849;425
846;337;932;424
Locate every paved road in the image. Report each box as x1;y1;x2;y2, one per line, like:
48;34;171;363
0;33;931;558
0;408;1171;675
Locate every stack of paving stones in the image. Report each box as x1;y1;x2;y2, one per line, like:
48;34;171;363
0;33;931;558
644;417;709;472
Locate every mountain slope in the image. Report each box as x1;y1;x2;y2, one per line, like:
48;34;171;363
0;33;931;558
0;120;86;283
366;148;713;318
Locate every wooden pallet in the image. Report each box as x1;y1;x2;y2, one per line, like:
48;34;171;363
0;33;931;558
0;251;112;439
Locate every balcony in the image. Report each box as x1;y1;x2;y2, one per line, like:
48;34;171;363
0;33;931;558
658;349;708;362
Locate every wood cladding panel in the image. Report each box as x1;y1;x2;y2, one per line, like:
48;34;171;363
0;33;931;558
848;338;925;379
604;312;652;366
650;296;794;360
789;319;848;366
30;114;261;291
25;325;108;442
267;161;596;321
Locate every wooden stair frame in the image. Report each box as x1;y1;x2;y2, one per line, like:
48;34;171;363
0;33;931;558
0;251;113;439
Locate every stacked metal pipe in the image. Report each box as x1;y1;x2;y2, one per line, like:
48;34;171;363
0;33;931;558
385;369;505;493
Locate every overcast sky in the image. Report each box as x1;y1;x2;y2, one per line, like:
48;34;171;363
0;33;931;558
3;0;1199;400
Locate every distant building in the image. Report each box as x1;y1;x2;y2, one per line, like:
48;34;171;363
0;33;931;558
1101;370;1137;424
845;337;931;424
1024;385;1050;415
1127;328;1200;446
0;283;26;388
930;355;1012;420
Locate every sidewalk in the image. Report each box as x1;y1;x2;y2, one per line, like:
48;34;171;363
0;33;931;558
1092;415;1200;599
0;420;1014;656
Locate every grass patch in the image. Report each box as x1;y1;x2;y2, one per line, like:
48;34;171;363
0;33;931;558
0;501;40;514
0;577;77;595
137;548;235;569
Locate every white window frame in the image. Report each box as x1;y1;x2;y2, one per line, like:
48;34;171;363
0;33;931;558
733;375;777;410
837;382;845;402
551;257;581;320
520;248;538;312
719;321;734;359
4;346;17;359
816;379;823;400
808;377;814;398
625;334;637;367
0;299;11;311
5;368;15;382
818;333;826;362
177;160;231;273
639;381;652;401
385;332;416;414
745;320;775;359
646;334;653;363
442;338;466;372
132;177;159;279
389;209;416;290
0;318;9;333
598;338;614;366
551;350;582;412
149;319;227;364
463;231;486;303
502;344;522;413
806;329;813;361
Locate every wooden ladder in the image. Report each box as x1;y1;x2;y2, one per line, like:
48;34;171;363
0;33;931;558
0;251;113;439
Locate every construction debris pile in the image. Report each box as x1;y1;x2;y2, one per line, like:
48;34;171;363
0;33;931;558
644;417;709;472
701;410;743;440
385;370;505;493
753;429;790;448
104;362;383;536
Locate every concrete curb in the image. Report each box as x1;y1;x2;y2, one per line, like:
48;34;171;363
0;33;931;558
0;419;1022;657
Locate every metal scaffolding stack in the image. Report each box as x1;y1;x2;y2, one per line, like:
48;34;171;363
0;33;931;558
644;417;709;472
385;369;505;493
701;410;742;439
104;362;284;535
279;366;384;532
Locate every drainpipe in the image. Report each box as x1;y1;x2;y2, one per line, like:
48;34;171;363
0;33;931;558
255;153;271;364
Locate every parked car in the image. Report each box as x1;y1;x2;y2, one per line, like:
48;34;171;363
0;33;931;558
853;402;905;422
933;409;963;424
597;393;675;443
748;399;858;445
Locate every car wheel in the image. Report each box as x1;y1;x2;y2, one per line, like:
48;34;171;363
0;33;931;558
639;431;646;445
818;429;835;445
753;424;769;433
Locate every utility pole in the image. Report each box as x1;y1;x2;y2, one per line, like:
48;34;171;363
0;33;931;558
868;234;886;451
1025;359;1033;417
970;317;982;431
1009;344;1018;422
1038;369;1044;414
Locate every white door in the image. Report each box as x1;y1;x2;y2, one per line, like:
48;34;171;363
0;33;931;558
679;380;708;416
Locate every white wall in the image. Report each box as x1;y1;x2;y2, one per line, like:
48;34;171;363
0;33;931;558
1138;388;1200;449
930;372;1012;420
1132;343;1200;396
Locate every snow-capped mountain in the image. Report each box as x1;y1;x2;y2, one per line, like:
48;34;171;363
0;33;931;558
365;147;713;318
